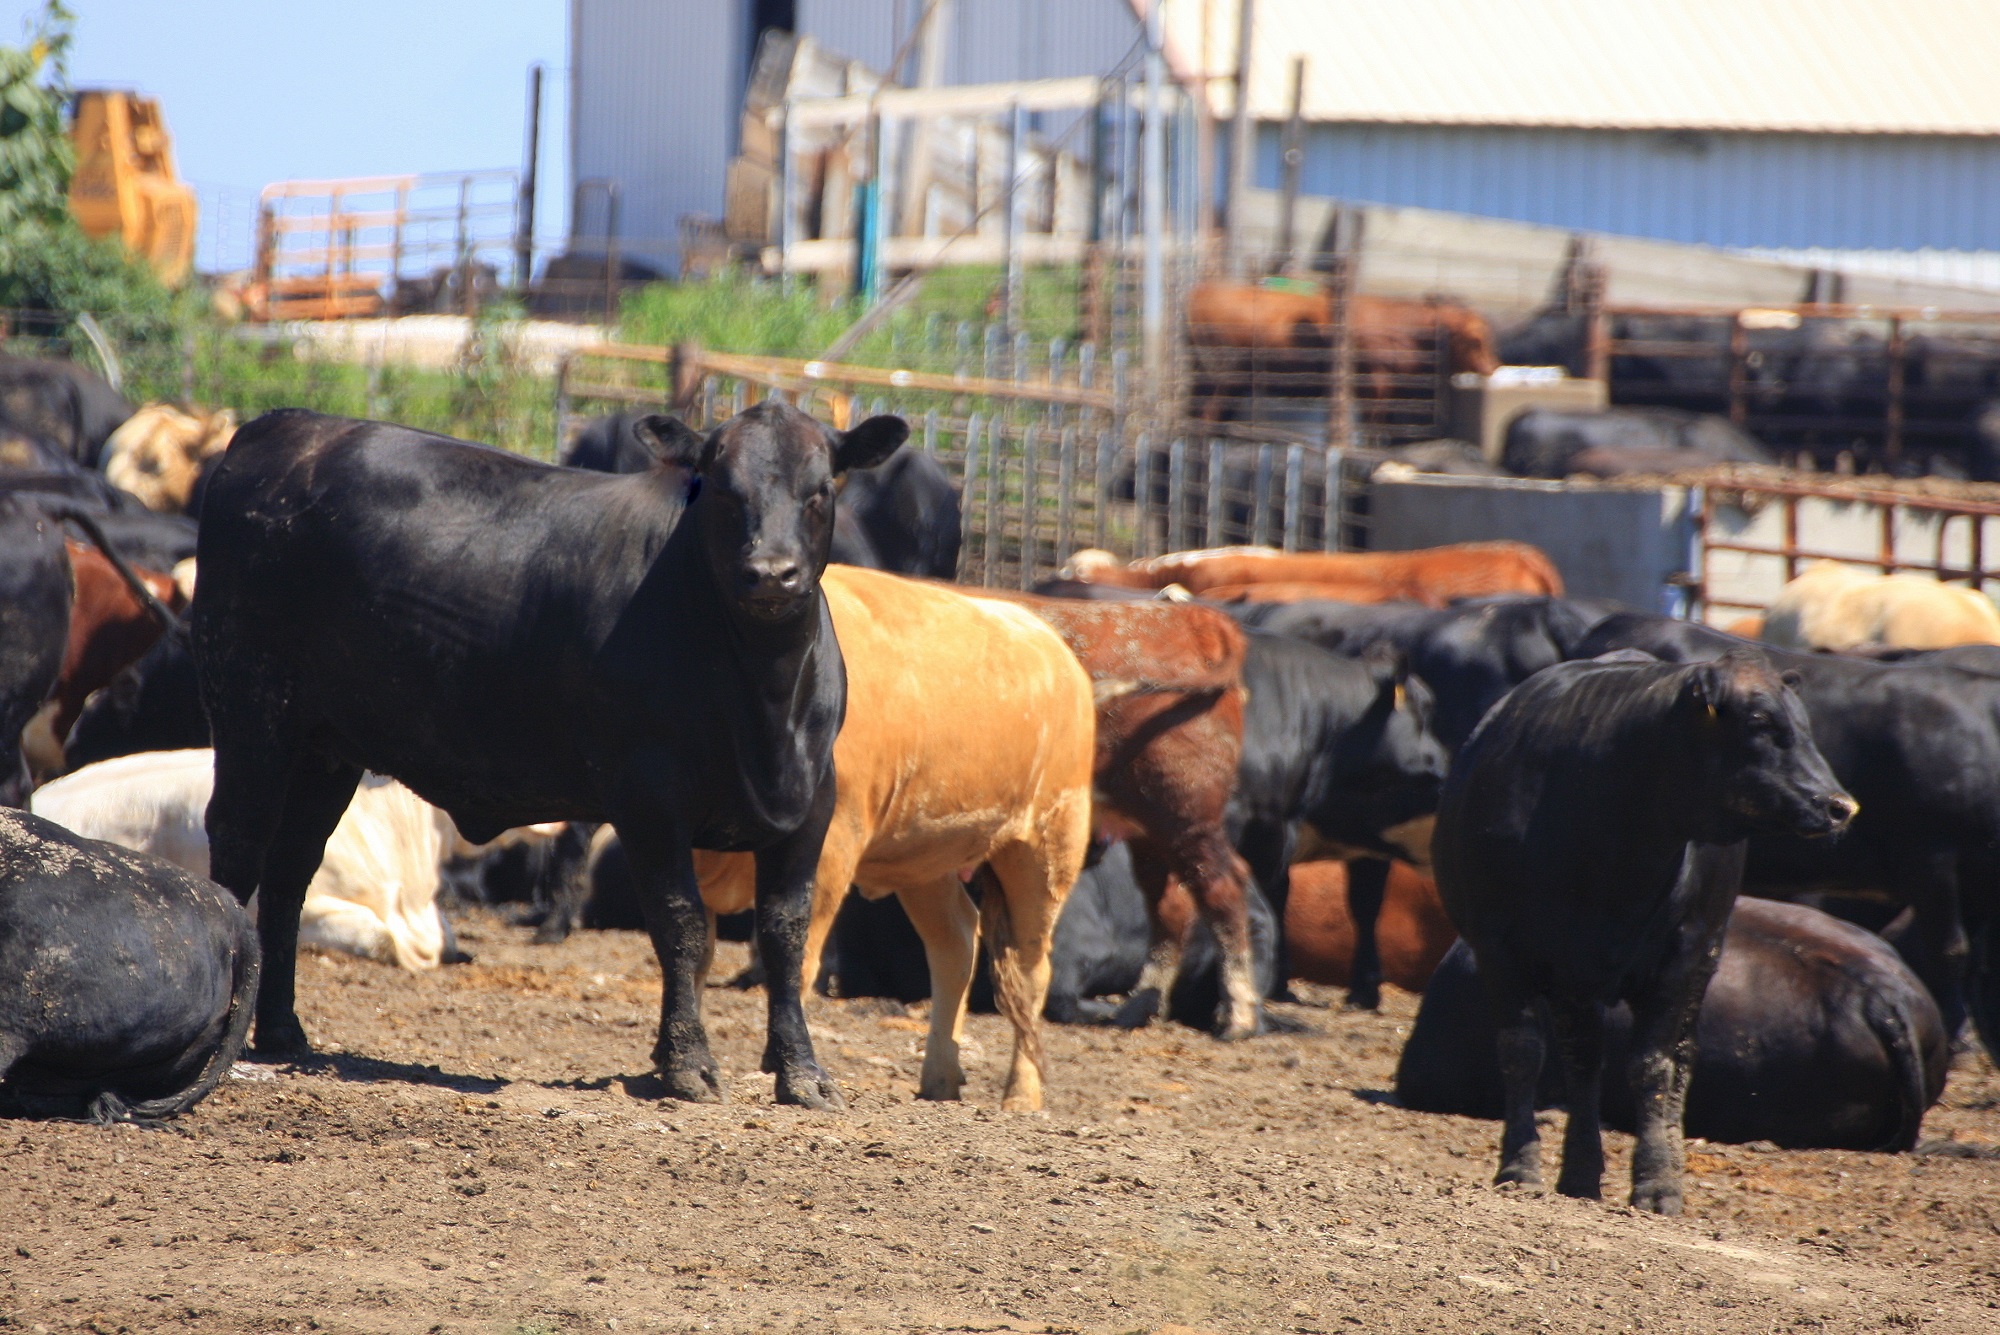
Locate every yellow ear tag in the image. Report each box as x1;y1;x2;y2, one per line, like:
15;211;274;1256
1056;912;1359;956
1394;682;1407;710
1705;701;1718;723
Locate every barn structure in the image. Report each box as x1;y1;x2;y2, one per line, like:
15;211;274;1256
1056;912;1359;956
568;0;2000;282
1186;0;2000;271
567;0;1151;275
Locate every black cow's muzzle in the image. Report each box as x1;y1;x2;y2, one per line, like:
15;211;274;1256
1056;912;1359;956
1796;790;1860;838
740;558;809;620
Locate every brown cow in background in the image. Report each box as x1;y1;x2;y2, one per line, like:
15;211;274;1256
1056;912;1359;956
1186;282;1499;423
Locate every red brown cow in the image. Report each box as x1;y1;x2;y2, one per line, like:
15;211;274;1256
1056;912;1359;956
1282;859;1454;993
47;541;181;749
1066;541;1564;602
1186;283;1499;421
967;589;1261;1038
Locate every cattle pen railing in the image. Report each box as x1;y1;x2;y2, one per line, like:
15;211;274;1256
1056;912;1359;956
1693;471;2000;619
555;341;1380;587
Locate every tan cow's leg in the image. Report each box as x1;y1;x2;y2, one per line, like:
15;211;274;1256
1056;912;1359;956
893;878;980;1101
798;817;870;996
985;831;1082;1113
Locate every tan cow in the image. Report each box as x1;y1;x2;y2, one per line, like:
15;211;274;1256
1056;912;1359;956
101;403;236;513
695;565;1096;1112
1762;561;2000;652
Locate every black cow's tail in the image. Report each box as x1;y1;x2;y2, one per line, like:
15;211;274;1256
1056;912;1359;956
88;924;261;1127
1864;988;1932;1153
42;505;178;631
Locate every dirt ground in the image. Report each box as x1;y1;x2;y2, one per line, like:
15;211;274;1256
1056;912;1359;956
3;908;1997;1335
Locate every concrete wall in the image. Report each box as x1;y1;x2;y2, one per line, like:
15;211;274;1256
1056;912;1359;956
1366;475;1693;613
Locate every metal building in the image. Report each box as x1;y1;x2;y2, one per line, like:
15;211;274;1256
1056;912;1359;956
1170;0;2000;258
568;0;1147;275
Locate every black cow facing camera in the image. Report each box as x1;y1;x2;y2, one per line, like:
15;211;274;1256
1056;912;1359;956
1433;650;1854;1214
191;401;905;1109
0;808;258;1123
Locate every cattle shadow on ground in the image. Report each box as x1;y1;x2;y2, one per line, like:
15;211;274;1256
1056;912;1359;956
256;1051;507;1095
1349;1088;1402;1107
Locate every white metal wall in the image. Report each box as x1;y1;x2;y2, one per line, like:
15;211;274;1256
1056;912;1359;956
799;0;1141;89
1255;123;2000;252
570;0;748;274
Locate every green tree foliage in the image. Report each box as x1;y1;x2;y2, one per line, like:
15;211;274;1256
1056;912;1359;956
0;1;74;232
0;2;191;340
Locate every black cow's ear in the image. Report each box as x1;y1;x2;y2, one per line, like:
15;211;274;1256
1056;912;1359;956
833;415;909;474
631;415;706;470
1361;642;1406;690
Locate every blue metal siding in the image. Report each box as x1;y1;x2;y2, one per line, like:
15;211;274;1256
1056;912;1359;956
571;0;746;273
1254;123;2000;251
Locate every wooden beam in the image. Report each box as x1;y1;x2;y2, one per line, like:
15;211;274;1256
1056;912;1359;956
783;76;1113;129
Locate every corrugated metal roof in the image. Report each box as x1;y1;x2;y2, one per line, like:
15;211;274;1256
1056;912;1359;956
1157;0;2000;135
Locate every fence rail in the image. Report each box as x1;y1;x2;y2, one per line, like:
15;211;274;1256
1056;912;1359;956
1694;475;2000;617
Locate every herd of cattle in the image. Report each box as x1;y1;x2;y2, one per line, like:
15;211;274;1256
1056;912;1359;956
0;349;1997;1219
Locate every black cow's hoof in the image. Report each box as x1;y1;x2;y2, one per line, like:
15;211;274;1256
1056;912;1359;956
1555;1174;1604;1201
775;1066;846;1111
1111;989;1161;1030
529;918;572;946
1343;984;1382;1012
658;1062;724;1103
250;1016;312;1060
1629;1181;1683;1215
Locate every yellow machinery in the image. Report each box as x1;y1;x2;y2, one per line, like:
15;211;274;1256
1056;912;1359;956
67;90;198;286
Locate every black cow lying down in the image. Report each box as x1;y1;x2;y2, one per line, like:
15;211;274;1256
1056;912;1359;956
1434;651;1854;1213
0;808;257;1122
1576;611;2000;1055
1398;897;1947;1151
0;495;72;807
191;403;904;1109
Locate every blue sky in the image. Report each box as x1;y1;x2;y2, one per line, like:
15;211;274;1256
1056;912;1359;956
17;0;569;272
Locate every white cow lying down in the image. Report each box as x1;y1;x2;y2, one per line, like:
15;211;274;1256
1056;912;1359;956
1763;560;2000;652
31;749;558;971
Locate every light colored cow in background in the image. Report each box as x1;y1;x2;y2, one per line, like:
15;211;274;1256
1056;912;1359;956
30;749;559;970
101;404;235;513
1762;560;2000;653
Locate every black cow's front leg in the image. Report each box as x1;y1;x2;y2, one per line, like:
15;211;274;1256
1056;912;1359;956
1344;856;1391;1011
1549;999;1606;1200
754;780;844;1110
1626;845;1737;1215
618;819;722;1103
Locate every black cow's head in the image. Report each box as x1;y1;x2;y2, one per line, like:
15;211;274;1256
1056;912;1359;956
1678;651;1857;843
634;400;906;622
1303;648;1450;863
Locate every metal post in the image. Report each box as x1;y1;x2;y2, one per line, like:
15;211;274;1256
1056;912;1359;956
961;412;984;579
1021;426;1041;589
456;175;475;317
1276;56;1306;270
1141;2;1168;393
516;62;544;294
983;419;1002;586
1323;446;1342;552
1207;439;1226;548
1004;100;1025;336
1253;443;1275;546
1283;443;1303;551
1093;429;1115;550
777;108;796;283
1167;436;1187;552
1057;427;1077;562
1224;0;1257;276
1886;314;1906;467
1325;253;1354;450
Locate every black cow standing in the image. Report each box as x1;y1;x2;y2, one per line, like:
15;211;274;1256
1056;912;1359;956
1434;651;1854;1213
191;403;905;1108
1227;633;1448;1004
1577;611;2000;1054
1231;595;1608;1007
